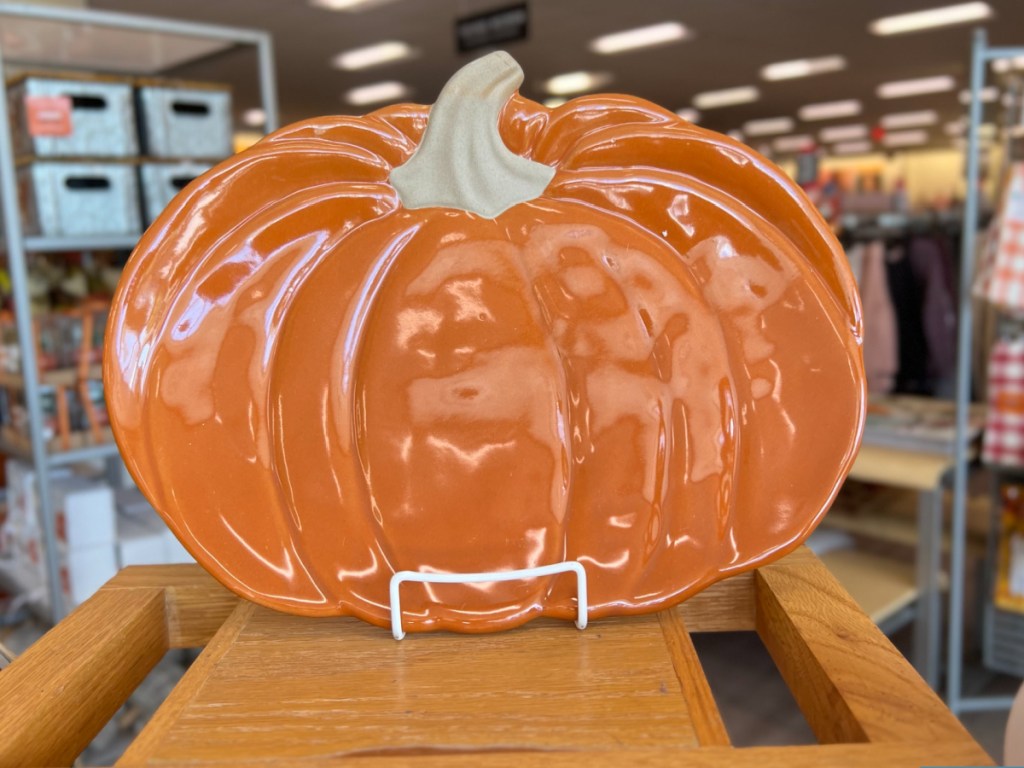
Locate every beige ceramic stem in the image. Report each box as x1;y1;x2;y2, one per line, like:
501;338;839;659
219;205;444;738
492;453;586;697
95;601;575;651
389;51;555;218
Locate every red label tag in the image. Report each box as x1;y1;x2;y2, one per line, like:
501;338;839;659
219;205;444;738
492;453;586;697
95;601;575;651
25;95;72;137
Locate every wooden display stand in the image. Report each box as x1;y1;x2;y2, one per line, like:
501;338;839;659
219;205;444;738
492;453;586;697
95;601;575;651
0;548;992;766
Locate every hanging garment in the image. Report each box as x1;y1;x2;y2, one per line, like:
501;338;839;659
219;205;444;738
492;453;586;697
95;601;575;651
983;163;1024;313
908;235;958;393
886;244;932;395
983;336;1024;469
860;239;899;393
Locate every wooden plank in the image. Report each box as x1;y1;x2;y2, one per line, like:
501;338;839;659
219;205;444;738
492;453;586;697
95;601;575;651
119;601;257;766
128;742;993;767
104;564;238;648
754;553;988;762
658;610;730;746
817;549;919;625
130;606;700;764
0;586;167;767
847;445;952;492
677;571;755;632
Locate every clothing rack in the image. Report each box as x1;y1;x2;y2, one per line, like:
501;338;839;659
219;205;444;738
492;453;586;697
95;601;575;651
949;27;1020;716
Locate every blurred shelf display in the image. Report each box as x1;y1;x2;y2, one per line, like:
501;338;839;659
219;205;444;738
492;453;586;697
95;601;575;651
0;2;277;621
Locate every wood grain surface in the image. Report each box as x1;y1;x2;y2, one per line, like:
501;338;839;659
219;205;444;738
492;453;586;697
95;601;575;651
0;549;994;767
0;587;167;766
127;607;700;763
755;551;981;750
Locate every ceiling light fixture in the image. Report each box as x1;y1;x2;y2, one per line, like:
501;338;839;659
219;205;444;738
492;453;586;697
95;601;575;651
773;134;815;153
760;55;846;81
242;108;266;127
693;85;759;110
945;119;966;136
993;55;1024;73
344;80;410;106
869;2;993;35
959;86;999;104
675;107;700;123
543;71;612;96
819;124;868;142
883;129;930;147
310;0;397;10
798;99;861;121
589;21;689;54
544;97;567;108
832;140;874;155
881;110;939;129
332;41;414;71
743;117;795;136
877;75;956;98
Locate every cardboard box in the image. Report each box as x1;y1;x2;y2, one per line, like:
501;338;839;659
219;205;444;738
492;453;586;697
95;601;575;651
139;161;211;224
136;83;232;159
60;543;117;607
8;73;138;158
55;483;116;551
18;161;142;237
116;504;168;567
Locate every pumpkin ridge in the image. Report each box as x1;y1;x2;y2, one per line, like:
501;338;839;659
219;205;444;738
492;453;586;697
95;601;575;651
269;212;430;611
122;183;397;407
538;178;862;581
548;123;856;323
549;167;860;336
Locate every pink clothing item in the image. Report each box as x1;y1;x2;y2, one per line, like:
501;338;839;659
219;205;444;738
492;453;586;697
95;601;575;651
859;240;899;393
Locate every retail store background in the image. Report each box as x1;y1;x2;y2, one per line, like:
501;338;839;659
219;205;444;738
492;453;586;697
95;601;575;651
1;0;1024;764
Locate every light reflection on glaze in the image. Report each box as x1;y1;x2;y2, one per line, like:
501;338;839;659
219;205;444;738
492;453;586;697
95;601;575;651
104;89;865;632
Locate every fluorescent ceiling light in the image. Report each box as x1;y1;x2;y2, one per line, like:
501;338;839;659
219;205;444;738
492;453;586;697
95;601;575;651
344;80;410;106
798;99;861;121
877;75;955;99
760;55;846;81
743;117;795;136
675;107;700;123
869;2;992;35
242;108;266;127
883;129;929;147
773;134;814;153
544;71;612;95
993;55;1024;73
959;86;999;104
945;119;966;136
819;124;868;142
310;0;397;10
881;110;939;129
953;136;994;149
544;97;567;108
832;140;874;155
332;41;413;71
693;85;759;110
589;21;688;54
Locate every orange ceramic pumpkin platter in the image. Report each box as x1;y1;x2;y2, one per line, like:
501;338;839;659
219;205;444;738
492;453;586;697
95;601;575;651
104;52;865;633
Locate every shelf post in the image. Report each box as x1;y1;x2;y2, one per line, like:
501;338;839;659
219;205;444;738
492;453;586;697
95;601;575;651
0;37;65;620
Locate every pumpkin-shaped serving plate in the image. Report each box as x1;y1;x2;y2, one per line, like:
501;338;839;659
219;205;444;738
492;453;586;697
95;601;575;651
105;52;865;633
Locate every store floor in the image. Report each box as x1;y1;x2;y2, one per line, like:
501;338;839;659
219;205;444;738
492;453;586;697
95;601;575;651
1;613;1016;764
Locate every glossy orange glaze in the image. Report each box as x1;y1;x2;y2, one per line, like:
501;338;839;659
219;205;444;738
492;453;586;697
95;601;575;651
104;87;865;632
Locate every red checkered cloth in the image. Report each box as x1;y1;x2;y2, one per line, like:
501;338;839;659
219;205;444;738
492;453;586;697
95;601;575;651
982;163;1024;313
984;337;1024;468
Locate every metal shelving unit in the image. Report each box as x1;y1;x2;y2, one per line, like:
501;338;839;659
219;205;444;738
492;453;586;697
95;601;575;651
0;3;278;621
949;27;1021;716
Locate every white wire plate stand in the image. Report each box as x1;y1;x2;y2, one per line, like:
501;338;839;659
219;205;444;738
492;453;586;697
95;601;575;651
389;561;589;640
950;27;1021;716
0;2;278;622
